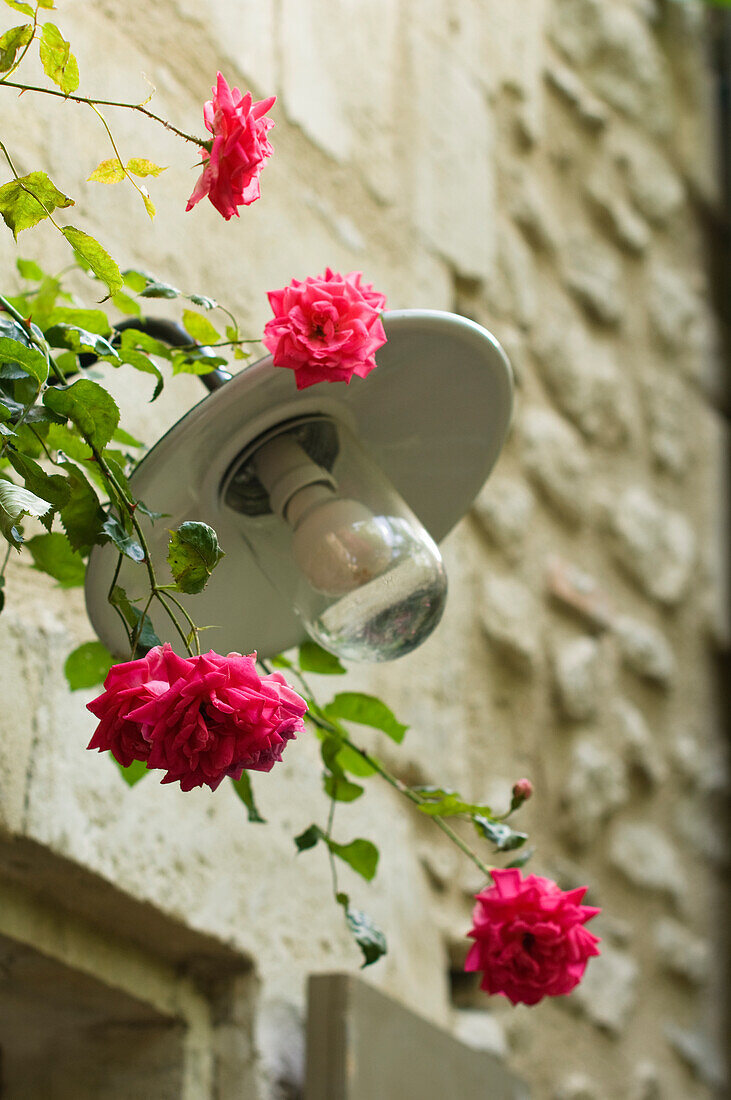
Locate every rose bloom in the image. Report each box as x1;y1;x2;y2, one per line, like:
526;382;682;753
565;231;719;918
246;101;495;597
262;269;387;389
87;645;306;792
465;868;601;1006
186;72;275;220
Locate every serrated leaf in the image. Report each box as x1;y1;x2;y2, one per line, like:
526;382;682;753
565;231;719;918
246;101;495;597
0;171;74;239
342;904;387;968
182;309;220;345
126;158;166;178
109;584;160;654
0;336;48;385
61;227;122;295
101;514;144;562
118;328;172;359
298;641;346;675
64;640;114;690
324;693;407;744
139;280;180;299
116;757;148;787
0;23;33;73
329;837;379;882
43;377;119;451
45;423;91;462
324;773;364;803
189;293;217;310
39;22;79;94
57;459;105;552
7;450;69;509
0;479;50;542
167;520;224;594
44;323;118;359
473;815;528;852
87;158;125;184
16;257;44;281
231;772;265;822
26;531;85;587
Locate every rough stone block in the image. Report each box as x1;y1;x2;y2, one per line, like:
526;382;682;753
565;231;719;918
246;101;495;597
480;575;543;674
561;733;629;847
562;236;624;326
606;485;696;606
609;822;684;901
572;943;638;1034
613;616;675;687
472;477;535;562
519;407;591;524
654;918;709;986
552;637;602;722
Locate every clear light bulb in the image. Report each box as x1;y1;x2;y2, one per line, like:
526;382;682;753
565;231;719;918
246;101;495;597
226;417;448;662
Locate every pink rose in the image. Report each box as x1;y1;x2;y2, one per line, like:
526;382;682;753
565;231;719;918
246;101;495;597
262;269;387;389
87;645;307;792
186;72;275;220
465;868;601;1005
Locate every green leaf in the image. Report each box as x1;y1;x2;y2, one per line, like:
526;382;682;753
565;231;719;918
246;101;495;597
110;290;141;317
39;21;79;94
126;158;166;178
57;459;105;552
269;653;293;669
0;336;48;385
16;257;44;281
231;772;265;823
109;584;161;654
188;293;217;311
64;640;114;690
0;171;74;239
335;743;377;778
323;773;364;803
324;693;407;744
45;423;91;461
0;23;33;73
101;514;144;562
0;478;50;544
139;280;180;299
25;531;85;586
121;269;148;293
166;520;224;594
506;847;535;870
47;307;110;335
61;227;122;296
44;377;119;451
298;641;346;675
44;323;118;359
342;902;387;968
115;346;164;401
170;349;227;376
118;328;172;359
116;757;148;787
2;2;34;16
112;427;143;449
329;838;379;882
7;450;69;509
473;815;528;852
87;158;125;184
182;308;220;345
294;824;322;852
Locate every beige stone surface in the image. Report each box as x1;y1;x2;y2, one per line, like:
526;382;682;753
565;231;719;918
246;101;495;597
0;0;726;1097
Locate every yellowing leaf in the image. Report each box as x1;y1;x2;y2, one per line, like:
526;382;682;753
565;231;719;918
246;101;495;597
0;171;74;239
126;158;166;178
87;158;125;184
39;21;79;94
0;23;33;72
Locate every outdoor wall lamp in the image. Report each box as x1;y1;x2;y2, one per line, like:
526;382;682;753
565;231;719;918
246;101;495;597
85;310;513;663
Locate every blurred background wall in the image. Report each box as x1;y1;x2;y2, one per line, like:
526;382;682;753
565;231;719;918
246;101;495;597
0;1;727;1097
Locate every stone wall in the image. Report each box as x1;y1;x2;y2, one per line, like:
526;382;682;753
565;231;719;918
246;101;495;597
0;0;727;1097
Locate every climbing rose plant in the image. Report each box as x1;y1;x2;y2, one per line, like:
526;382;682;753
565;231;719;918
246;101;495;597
0;0;600;994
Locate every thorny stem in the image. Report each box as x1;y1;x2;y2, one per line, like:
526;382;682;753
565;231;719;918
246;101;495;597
0;80;209;148
259;659;494;883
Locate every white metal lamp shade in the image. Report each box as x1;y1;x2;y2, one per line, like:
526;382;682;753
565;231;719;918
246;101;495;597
84;310;513;660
